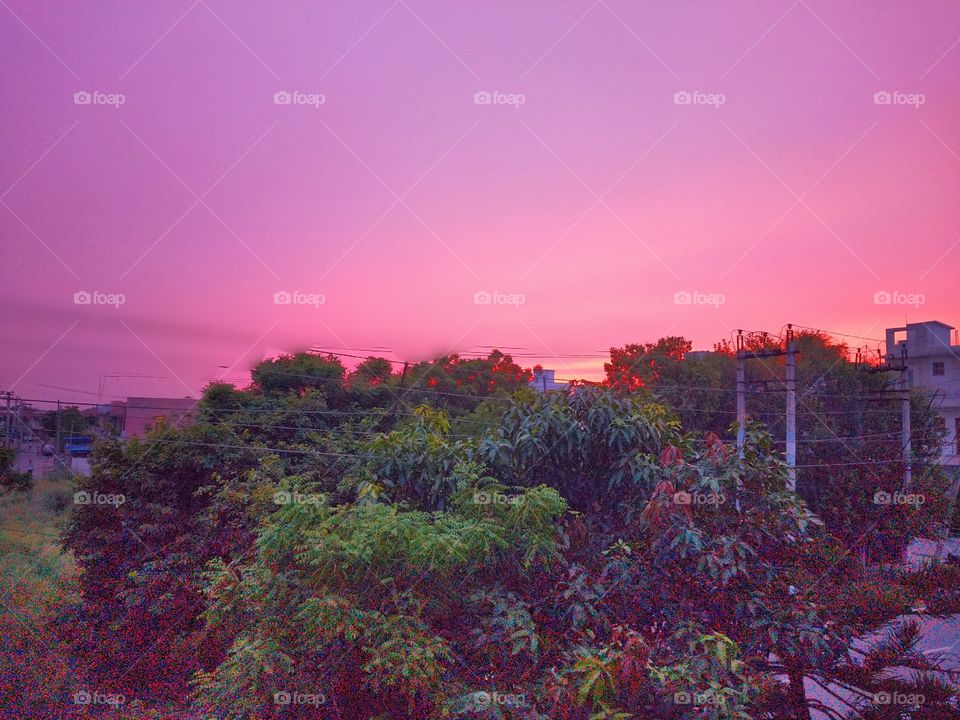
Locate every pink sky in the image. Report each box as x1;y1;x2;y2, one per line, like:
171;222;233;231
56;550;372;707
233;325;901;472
2;0;959;403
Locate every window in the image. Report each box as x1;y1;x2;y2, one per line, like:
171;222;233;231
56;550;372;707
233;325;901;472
933;361;945;377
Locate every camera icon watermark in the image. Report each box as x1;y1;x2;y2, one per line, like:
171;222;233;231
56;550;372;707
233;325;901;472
873;490;925;508
674;90;725;108
273;290;325;308
273;90;325;108
673;290;725;308
873;90;925;108
873;290;924;308
74;290;125;308
74;90;126;108
473;90;526;108
473;290;525;308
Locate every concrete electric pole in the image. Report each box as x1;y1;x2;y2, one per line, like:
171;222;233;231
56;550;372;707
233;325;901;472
735;328;799;491
785;325;797;492
900;347;912;490
3;391;11;448
736;330;746;462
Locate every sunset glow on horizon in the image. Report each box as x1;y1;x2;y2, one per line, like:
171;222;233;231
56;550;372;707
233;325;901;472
2;0;959;402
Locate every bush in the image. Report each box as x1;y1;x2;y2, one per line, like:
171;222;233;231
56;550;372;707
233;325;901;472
0;447;32;492
0;469;33;492
38;484;72;515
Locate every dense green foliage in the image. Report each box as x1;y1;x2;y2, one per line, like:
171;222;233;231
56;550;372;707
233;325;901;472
2;343;958;718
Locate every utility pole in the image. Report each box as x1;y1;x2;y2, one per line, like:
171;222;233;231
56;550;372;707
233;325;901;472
735;328;798;491
736;331;746;461
865;342;912;491
14;396;22;450
785;325;797;492
55;399;62;454
3;391;10;448
853;349;865;439
900;346;912;490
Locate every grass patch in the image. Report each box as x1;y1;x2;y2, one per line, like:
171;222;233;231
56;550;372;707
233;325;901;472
0;468;81;715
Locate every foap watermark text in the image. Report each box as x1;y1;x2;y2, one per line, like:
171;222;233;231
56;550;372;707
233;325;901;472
874;490;925;508
273;491;324;506
74;90;125;108
73;690;125;706
873;691;924;706
474;290;525;308
673;490;725;507
274;90;325;108
274;290;325;308
674;690;726;707
874;290;924;308
74;491;125;507
873;91;925;108
74;290;125;308
674;290;725;308
474;90;525;108
471;690;526;709
674;90;725;108
473;491;524;506
273;690;327;707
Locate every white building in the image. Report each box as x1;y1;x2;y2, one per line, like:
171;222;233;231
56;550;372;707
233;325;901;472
529;368;570;392
886;321;960;477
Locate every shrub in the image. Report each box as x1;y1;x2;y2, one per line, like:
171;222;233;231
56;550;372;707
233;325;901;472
0;469;33;492
38;484;72;515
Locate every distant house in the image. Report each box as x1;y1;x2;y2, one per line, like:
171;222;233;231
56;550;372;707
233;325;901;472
75;402;127;437
886;321;960;477
18;404;45;434
529;368;570;392
120;397;197;438
105;401;127;434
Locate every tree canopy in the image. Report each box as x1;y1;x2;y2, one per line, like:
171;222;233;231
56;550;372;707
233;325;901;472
3;342;957;718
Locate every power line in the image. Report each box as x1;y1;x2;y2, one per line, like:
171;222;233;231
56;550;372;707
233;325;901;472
786;324;884;345
10;396;501;426
553;377;912;401
12;395;911;422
